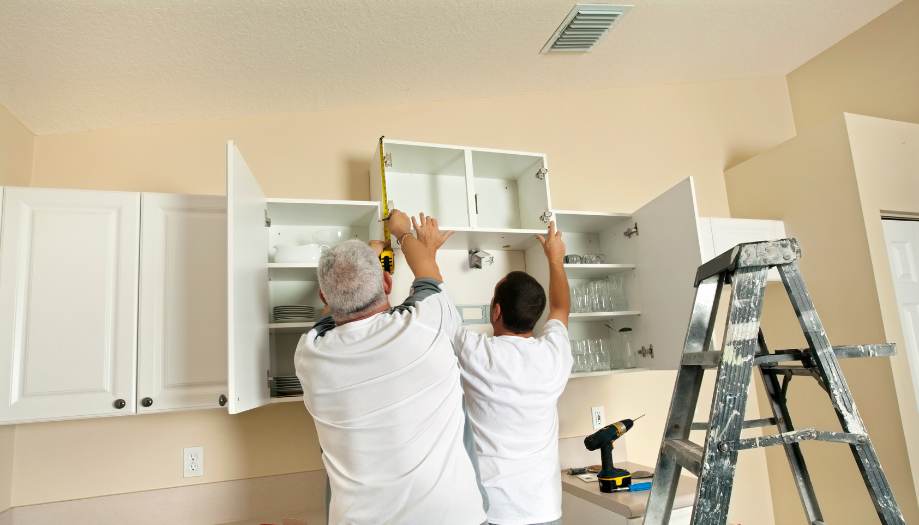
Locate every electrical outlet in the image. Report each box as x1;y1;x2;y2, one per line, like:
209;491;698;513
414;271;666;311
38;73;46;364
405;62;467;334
591;406;605;430
183;446;204;478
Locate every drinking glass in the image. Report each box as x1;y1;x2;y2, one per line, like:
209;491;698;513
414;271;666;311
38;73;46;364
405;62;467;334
609;275;627;310
571;340;588;373
588;339;606;371
619;327;638;369
596;339;611;371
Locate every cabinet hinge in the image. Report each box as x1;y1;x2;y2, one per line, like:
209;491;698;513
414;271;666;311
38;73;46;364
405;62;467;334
383;153;393;168
638;344;654;359
539;210;553;224
623;222;639;238
264;208;271;228
535;168;547;180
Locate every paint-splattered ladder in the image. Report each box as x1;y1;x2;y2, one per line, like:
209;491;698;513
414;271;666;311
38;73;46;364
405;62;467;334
642;238;905;525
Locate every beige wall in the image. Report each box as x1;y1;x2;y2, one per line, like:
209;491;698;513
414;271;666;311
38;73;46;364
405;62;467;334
846;113;919;507
786;0;919;131
725;114;919;524
16;76;796;523
0;104;33;187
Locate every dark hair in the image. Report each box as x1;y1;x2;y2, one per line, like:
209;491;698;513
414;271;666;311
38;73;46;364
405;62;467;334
493;271;547;333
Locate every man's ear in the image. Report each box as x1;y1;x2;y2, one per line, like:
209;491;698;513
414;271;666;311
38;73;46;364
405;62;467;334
383;271;393;295
491;301;501;324
319;290;328;305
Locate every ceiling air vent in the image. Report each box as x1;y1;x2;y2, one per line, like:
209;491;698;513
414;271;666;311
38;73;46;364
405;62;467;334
541;4;631;54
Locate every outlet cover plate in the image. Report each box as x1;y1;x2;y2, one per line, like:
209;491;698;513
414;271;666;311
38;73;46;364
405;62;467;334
183;446;204;478
591;406;605;430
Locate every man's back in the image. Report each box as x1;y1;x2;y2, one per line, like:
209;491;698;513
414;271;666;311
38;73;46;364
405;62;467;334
296;286;485;525
456;320;573;525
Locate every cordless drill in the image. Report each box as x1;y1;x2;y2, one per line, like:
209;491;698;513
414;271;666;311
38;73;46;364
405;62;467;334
583;415;644;493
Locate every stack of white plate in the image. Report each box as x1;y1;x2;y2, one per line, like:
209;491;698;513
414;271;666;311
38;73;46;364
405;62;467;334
270;376;303;397
272;305;318;323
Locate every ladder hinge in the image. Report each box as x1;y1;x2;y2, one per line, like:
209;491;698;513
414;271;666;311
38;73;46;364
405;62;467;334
623;222;639;238
539;210;553;224
383;153;392;168
535;167;548;180
264;208;271;228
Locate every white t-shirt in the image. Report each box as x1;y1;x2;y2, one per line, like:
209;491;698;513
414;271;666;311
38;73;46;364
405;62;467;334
295;280;486;525
455;320;573;525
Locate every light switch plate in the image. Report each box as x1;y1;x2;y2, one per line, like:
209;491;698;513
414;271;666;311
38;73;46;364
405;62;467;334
591;406;605;430
183;446;204;478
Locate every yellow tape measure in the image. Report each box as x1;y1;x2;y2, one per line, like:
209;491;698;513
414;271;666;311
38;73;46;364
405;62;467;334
378;137;395;274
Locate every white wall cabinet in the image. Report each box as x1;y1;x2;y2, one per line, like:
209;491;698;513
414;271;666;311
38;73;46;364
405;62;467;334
226;142;380;413
138;193;228;413
0;187;140;423
371;138;552;250
372;138;705;371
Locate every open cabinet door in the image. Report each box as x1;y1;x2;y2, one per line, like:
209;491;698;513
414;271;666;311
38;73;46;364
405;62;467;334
632;177;704;370
226;141;271;413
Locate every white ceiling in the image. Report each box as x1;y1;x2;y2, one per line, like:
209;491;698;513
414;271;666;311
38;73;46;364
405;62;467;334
0;0;899;135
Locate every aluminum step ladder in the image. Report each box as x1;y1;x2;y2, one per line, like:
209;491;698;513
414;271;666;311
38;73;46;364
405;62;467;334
642;238;905;525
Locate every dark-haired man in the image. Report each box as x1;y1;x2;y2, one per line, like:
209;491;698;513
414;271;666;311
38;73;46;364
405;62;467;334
453;221;572;525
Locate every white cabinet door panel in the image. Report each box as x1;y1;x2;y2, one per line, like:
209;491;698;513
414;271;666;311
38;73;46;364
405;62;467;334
882;219;919;411
138;193;227;413
226;141;271;414
0;187;139;423
632;178;703;370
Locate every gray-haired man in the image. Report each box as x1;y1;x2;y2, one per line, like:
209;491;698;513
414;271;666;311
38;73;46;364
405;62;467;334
294;211;486;525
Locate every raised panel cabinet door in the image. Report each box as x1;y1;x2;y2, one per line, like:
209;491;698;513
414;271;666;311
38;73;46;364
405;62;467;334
138;193;227;413
632;177;704;370
882;219;919;411
0;187;139;423
226;141;271;414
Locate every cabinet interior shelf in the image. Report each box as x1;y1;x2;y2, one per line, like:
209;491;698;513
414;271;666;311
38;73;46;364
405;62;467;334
268;322;316;332
569;311;640;321
570;368;648;379
268;263;318;281
563;263;636;279
407;227;545;251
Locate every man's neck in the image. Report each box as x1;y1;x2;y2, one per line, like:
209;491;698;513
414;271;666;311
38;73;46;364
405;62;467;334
333;301;391;326
493;327;534;338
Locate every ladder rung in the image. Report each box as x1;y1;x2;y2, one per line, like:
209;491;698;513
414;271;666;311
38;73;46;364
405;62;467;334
690;417;776;431
727;429;866;451
683;344;896;370
681;351;722;368
663;438;703;476
755;344;896;366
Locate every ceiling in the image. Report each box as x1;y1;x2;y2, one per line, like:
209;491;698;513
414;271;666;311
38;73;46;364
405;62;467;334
0;0;899;135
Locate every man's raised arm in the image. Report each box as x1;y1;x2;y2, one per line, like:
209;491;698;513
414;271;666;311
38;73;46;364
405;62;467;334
537;221;569;326
386;210;453;282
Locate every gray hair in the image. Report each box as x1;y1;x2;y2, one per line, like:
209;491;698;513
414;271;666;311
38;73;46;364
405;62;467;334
318;240;386;317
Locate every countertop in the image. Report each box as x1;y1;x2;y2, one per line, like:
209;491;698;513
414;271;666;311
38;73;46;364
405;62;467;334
218;509;325;525
561;461;697;518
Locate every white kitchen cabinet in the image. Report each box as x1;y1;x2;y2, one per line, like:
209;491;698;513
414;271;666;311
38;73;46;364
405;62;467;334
0;186;139;423
226;142;381;413
546;178;704;371
698;217;786;281
138;193;228;413
371;138;552;250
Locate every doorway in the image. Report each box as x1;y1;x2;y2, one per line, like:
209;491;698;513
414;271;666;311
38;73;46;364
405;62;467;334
882;218;919;412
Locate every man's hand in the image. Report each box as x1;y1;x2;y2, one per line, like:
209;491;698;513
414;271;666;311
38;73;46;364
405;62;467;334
411;213;453;252
386;209;412;239
536;221;565;264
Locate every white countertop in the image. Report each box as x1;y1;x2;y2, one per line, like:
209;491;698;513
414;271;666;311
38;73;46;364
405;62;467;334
561;461;697;518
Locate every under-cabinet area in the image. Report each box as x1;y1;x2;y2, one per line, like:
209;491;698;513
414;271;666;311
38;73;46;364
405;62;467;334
0;139;785;423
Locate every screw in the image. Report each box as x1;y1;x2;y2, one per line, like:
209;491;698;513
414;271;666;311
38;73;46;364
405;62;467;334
858;435;868;444
783;252;792;261
718;442;730;453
